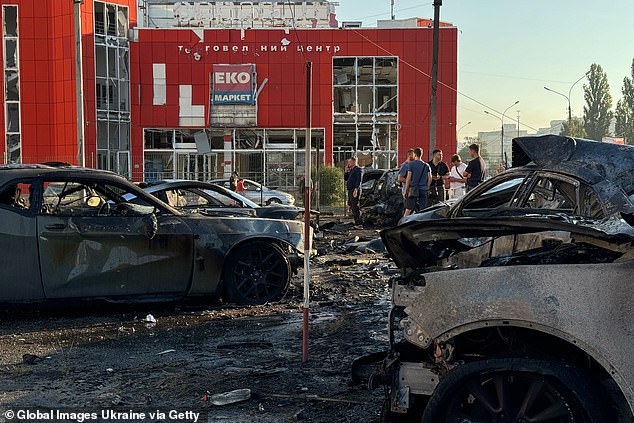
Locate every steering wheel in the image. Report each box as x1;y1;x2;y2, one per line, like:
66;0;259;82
97;201;111;216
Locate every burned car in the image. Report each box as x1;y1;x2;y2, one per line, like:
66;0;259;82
0;165;307;306
356;136;634;422
359;169;404;227
139;180;304;220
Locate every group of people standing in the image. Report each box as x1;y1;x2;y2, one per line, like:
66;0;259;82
398;143;487;216
343;143;487;226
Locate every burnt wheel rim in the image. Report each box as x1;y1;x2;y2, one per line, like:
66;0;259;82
232;247;287;303
444;370;585;423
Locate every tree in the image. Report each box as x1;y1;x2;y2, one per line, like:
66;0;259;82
582;64;613;140
615;58;634;144
560;117;587;138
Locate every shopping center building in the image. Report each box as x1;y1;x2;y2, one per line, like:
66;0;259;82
1;1;457;189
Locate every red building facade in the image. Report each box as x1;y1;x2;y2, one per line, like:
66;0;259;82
1;1;457;188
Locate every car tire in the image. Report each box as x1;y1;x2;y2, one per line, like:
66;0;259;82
223;241;291;305
421;358;609;423
266;197;282;205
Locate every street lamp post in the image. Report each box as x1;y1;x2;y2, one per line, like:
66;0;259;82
544;71;590;126
457;121;471;144
501;101;519;164
485;100;519;165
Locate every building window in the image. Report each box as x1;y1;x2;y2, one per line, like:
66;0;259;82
333;57;398;169
3;5;20;164
143;128;324;191
94;1;130;178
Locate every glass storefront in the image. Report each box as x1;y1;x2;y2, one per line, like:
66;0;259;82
143;128;325;191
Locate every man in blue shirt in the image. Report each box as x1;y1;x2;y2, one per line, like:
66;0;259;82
344;157;362;226
403;147;432;216
397;149;415;196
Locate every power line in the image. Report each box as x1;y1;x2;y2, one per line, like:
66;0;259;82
350;29;540;132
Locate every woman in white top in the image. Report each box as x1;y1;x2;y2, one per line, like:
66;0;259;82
448;154;468;199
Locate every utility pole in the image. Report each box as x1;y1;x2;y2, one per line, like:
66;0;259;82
74;0;85;167
391;0;395;20
429;0;441;159
302;62;313;363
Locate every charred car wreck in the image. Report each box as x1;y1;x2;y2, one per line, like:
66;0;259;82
0;165;307;306
359;169;404;227
356;135;634;422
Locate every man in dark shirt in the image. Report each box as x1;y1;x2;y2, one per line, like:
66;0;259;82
344;157;362;226
428;149;450;205
403;147;432;216
464;143;487;192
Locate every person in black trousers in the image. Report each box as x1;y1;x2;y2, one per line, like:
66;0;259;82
344;157;362;227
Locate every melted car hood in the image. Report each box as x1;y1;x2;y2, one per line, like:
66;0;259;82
381;216;634;270
512;135;634;196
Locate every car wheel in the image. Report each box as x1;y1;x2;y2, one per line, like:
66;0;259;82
223;241;291;305
266;197;282;205
421;358;608;423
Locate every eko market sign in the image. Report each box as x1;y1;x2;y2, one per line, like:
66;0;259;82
212;64;256;105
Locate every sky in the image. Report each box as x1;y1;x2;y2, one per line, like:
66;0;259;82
335;0;634;140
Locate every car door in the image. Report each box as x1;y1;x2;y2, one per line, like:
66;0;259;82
0;179;45;301
36;178;195;299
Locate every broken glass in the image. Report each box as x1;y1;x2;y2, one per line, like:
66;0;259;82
3;6;17;37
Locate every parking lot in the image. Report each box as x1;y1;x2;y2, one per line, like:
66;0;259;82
0;222;389;423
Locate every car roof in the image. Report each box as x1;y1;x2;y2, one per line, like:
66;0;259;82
0;164;122;185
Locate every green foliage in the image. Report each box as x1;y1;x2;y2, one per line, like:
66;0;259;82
615;58;634;144
583;64;613;140
560;117;587;138
313;166;345;206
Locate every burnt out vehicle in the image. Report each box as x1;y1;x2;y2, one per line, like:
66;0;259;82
0;165;307;306
359;169;404;227
139;180;304;220
356;136;634;422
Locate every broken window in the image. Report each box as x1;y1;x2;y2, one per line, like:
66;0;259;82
460;176;525;215
5;71;18;101
94;2;130;177
333;58;355;85
41;180;152;216
3;6;17;36
117;7;128;38
4;39;17;68
94;2;105;35
106;4;117;36
375;86;397;113
523;176;578;212
375;57;397;85
0;181;32;210
333;56;398;167
6;103;19;132
334;86;355;114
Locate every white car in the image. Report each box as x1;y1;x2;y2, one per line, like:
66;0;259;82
210;178;295;205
